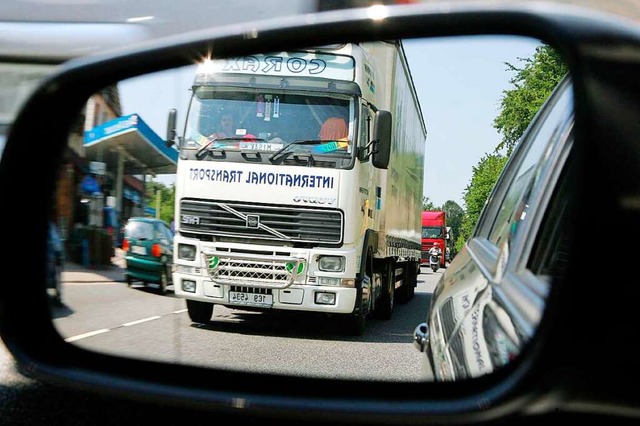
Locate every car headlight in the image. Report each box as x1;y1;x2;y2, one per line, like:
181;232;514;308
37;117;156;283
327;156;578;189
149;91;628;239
178;243;196;261
318;255;345;272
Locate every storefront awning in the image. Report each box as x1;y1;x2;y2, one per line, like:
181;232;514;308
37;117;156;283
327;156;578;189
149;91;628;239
84;114;177;175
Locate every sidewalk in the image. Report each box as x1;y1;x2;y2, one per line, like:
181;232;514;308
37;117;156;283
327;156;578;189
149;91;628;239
62;248;126;283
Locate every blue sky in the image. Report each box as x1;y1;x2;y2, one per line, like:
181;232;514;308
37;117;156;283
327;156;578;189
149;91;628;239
119;35;540;208
403;35;539;207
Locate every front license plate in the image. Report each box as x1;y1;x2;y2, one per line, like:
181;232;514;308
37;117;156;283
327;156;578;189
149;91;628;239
229;291;273;307
131;245;147;255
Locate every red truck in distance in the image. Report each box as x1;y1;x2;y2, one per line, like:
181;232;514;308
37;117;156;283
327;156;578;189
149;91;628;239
421;211;447;269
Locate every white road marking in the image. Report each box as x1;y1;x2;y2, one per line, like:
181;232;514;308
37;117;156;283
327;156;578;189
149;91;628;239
62;311;188;342
65;329;110;342
122;316;161;326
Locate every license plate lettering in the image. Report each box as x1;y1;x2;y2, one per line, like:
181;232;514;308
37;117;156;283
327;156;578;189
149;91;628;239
131;245;146;255
253;294;268;303
231;292;249;302
229;291;272;307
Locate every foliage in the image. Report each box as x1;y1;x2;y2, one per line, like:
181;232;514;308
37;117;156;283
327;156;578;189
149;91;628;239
453;44;566;253
441;200;464;253
455;153;507;252
493;45;568;155
422;196;436;211
145;180;175;225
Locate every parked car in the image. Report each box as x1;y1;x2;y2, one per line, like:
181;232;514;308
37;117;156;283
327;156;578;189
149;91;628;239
414;75;575;380
2;1;640;426
47;221;64;306
122;217;174;294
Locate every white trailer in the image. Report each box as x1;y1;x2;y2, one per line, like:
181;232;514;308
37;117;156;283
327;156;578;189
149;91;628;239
168;40;426;335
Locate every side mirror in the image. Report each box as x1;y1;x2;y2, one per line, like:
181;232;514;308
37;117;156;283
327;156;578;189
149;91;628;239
372;110;391;169
166;108;177;147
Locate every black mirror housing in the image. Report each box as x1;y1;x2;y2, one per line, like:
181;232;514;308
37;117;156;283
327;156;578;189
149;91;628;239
372;110;392;169
166;108;177;147
2;2;640;424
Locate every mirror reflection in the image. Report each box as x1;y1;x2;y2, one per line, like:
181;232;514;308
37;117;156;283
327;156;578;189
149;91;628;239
48;35;568;382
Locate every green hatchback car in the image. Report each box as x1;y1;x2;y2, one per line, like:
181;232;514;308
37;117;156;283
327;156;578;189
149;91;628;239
122;217;174;294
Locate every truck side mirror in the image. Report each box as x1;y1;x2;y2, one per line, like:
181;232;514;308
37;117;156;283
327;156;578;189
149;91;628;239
166;108;177;147
372;110;391;169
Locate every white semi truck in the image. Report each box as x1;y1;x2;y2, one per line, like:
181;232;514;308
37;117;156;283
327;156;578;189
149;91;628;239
167;40;426;335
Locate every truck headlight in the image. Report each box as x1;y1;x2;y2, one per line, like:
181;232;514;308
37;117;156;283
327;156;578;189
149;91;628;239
182;280;196;293
315;292;336;305
318;255;345;272
178;244;196;261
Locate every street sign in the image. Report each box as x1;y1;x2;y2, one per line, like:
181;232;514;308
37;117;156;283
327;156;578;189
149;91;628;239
90;161;106;175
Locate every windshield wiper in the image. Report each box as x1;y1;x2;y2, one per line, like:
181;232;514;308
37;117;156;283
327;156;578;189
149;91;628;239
195;137;265;160
268;139;329;162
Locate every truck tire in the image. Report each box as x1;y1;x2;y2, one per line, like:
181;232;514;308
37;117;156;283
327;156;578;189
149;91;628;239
346;309;366;336
396;262;415;304
407;262;417;300
186;299;214;324
347;252;375;336
374;261;394;320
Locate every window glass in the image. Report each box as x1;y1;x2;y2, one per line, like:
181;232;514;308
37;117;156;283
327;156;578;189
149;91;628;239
124;221;155;240
163;224;174;242
487;81;573;246
528;140;575;278
359;103;372;150
422;226;444;239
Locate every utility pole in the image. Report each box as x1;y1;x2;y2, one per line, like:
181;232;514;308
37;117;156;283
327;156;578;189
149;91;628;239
156;189;161;219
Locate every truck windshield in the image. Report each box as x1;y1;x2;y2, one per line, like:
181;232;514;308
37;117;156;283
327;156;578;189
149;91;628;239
182;88;355;159
422;227;444;238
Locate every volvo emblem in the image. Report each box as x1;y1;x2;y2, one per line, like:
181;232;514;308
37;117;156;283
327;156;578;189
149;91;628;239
246;214;260;228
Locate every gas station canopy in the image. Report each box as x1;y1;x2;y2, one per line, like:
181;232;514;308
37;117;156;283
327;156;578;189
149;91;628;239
84;114;177;176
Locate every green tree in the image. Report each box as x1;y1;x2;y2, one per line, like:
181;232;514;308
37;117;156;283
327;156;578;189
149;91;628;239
454;44;567;253
442;200;464;253
145;180;175;224
422;196;436;211
455;153;507;252
493;45;568;155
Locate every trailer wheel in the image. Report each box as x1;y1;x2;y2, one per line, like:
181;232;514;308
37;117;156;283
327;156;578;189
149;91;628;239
374;261;394;320
186;299;214;324
397;262;415;304
407;261;417;300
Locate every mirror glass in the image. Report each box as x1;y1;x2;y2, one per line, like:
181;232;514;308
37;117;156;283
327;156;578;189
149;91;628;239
48;35;568;382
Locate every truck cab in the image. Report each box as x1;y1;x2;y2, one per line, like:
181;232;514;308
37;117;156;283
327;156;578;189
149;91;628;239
421;211;447;269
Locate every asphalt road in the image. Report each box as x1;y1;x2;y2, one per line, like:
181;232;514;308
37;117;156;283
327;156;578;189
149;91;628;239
3;253;441;386
0;255;442;424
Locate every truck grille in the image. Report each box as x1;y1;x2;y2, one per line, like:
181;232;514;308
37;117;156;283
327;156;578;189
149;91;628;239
181;200;343;244
203;249;305;289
